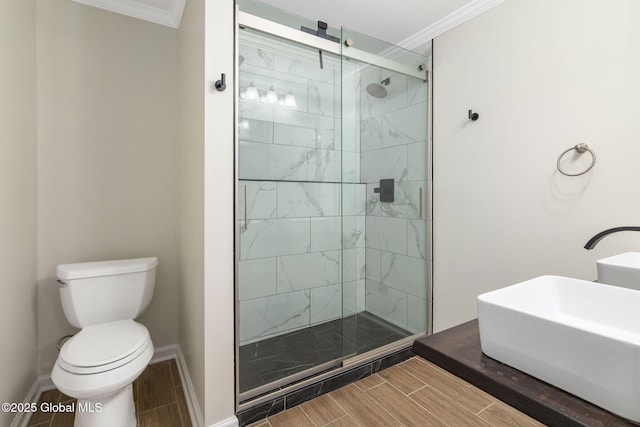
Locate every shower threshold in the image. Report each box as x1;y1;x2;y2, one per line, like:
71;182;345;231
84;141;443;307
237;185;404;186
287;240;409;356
239;311;411;396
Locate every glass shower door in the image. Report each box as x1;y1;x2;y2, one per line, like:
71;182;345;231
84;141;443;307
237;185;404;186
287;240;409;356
340;28;429;361
237;26;345;399
235;3;430;402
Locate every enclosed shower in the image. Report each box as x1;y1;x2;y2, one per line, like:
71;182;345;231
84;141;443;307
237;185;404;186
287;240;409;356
236;0;429;404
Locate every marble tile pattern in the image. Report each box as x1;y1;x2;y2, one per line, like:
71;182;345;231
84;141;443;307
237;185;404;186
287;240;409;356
238;33;429;344
239;180;367;344
238;37;358;184
360;65;429;334
238;33;368;345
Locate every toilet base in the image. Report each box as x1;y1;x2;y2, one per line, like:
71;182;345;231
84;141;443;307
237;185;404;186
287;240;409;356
74;383;135;427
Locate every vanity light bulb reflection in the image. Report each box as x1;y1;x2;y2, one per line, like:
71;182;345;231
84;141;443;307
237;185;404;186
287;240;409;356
266;86;278;104
244;83;259;101
284;91;297;109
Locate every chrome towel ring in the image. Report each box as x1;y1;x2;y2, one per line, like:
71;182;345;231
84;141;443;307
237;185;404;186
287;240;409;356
556;143;596;176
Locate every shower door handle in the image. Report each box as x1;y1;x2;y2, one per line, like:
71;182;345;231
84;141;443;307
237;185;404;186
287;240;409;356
243;185;247;230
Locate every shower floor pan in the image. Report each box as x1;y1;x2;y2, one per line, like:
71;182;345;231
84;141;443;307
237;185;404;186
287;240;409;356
239;311;410;394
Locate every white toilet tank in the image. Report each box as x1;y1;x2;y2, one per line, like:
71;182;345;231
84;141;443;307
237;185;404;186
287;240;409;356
57;257;158;328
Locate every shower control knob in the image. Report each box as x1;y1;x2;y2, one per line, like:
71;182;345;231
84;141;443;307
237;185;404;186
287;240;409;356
344;38;353;47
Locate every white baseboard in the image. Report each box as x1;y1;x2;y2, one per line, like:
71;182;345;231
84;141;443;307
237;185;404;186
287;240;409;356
9;379;40;427
209;416;240;427
17;344;207;427
164;344;206;427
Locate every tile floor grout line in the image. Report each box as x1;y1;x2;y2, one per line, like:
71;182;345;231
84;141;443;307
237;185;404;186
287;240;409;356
358;382;409;427
409;383;428;395
476;401;496;415
325;390;365;427
364;377;387;392
417;381;496;427
322;413;354;427
475;400;495;416
411;356;470;385
137;399;180;415
402;383;462;426
377;367;428;396
298;405;319;427
366;380;447;427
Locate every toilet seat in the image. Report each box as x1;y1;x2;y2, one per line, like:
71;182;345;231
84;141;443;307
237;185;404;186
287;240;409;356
58;319;150;375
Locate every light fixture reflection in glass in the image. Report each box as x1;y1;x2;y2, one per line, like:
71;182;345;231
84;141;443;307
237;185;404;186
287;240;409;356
284;91;297;109
245;82;259;101
239;119;250;130
266;86;278;104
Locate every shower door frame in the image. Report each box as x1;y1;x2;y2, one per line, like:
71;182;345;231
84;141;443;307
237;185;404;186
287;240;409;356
234;8;433;409
239;12;427;81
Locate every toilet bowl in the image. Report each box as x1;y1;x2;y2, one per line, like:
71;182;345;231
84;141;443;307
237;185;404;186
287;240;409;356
51;258;157;427
52;320;153;426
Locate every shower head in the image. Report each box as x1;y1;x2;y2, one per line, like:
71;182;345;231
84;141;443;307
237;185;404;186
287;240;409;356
366;77;390;98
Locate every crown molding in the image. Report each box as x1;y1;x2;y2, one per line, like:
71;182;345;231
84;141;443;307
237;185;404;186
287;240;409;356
399;0;503;51
72;0;186;29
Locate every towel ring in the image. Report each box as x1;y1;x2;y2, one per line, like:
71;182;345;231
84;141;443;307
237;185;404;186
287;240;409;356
556;143;596;177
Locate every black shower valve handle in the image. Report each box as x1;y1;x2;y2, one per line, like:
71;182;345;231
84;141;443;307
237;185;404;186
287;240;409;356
468;109;479;121
373;179;395;203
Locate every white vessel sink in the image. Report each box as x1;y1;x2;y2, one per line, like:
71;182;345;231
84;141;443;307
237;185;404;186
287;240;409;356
478;275;640;422
597;252;640;291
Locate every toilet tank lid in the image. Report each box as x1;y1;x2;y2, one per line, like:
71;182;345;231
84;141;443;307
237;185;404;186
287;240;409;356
57;257;158;280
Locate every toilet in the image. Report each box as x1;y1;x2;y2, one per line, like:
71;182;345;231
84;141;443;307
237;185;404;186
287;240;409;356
51;257;158;427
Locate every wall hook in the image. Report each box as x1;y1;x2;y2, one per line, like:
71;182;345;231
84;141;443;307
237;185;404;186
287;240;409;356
468;109;479;121
215;73;226;91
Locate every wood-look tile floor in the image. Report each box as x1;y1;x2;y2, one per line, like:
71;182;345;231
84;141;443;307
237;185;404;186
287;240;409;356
251;357;546;427
28;360;192;427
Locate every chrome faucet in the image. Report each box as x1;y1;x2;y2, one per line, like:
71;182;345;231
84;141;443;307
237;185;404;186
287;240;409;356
584;226;640;250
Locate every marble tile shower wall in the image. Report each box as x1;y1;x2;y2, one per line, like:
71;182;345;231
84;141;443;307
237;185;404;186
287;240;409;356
360;66;428;335
238;40;365;345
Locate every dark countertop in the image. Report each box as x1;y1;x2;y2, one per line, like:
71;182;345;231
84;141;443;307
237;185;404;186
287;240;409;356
412;319;635;427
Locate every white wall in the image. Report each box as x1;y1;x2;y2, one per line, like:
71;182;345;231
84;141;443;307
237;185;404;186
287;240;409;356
433;0;640;331
203;0;236;424
178;0;236;424
0;1;38;424
177;0;205;418
36;0;180;373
